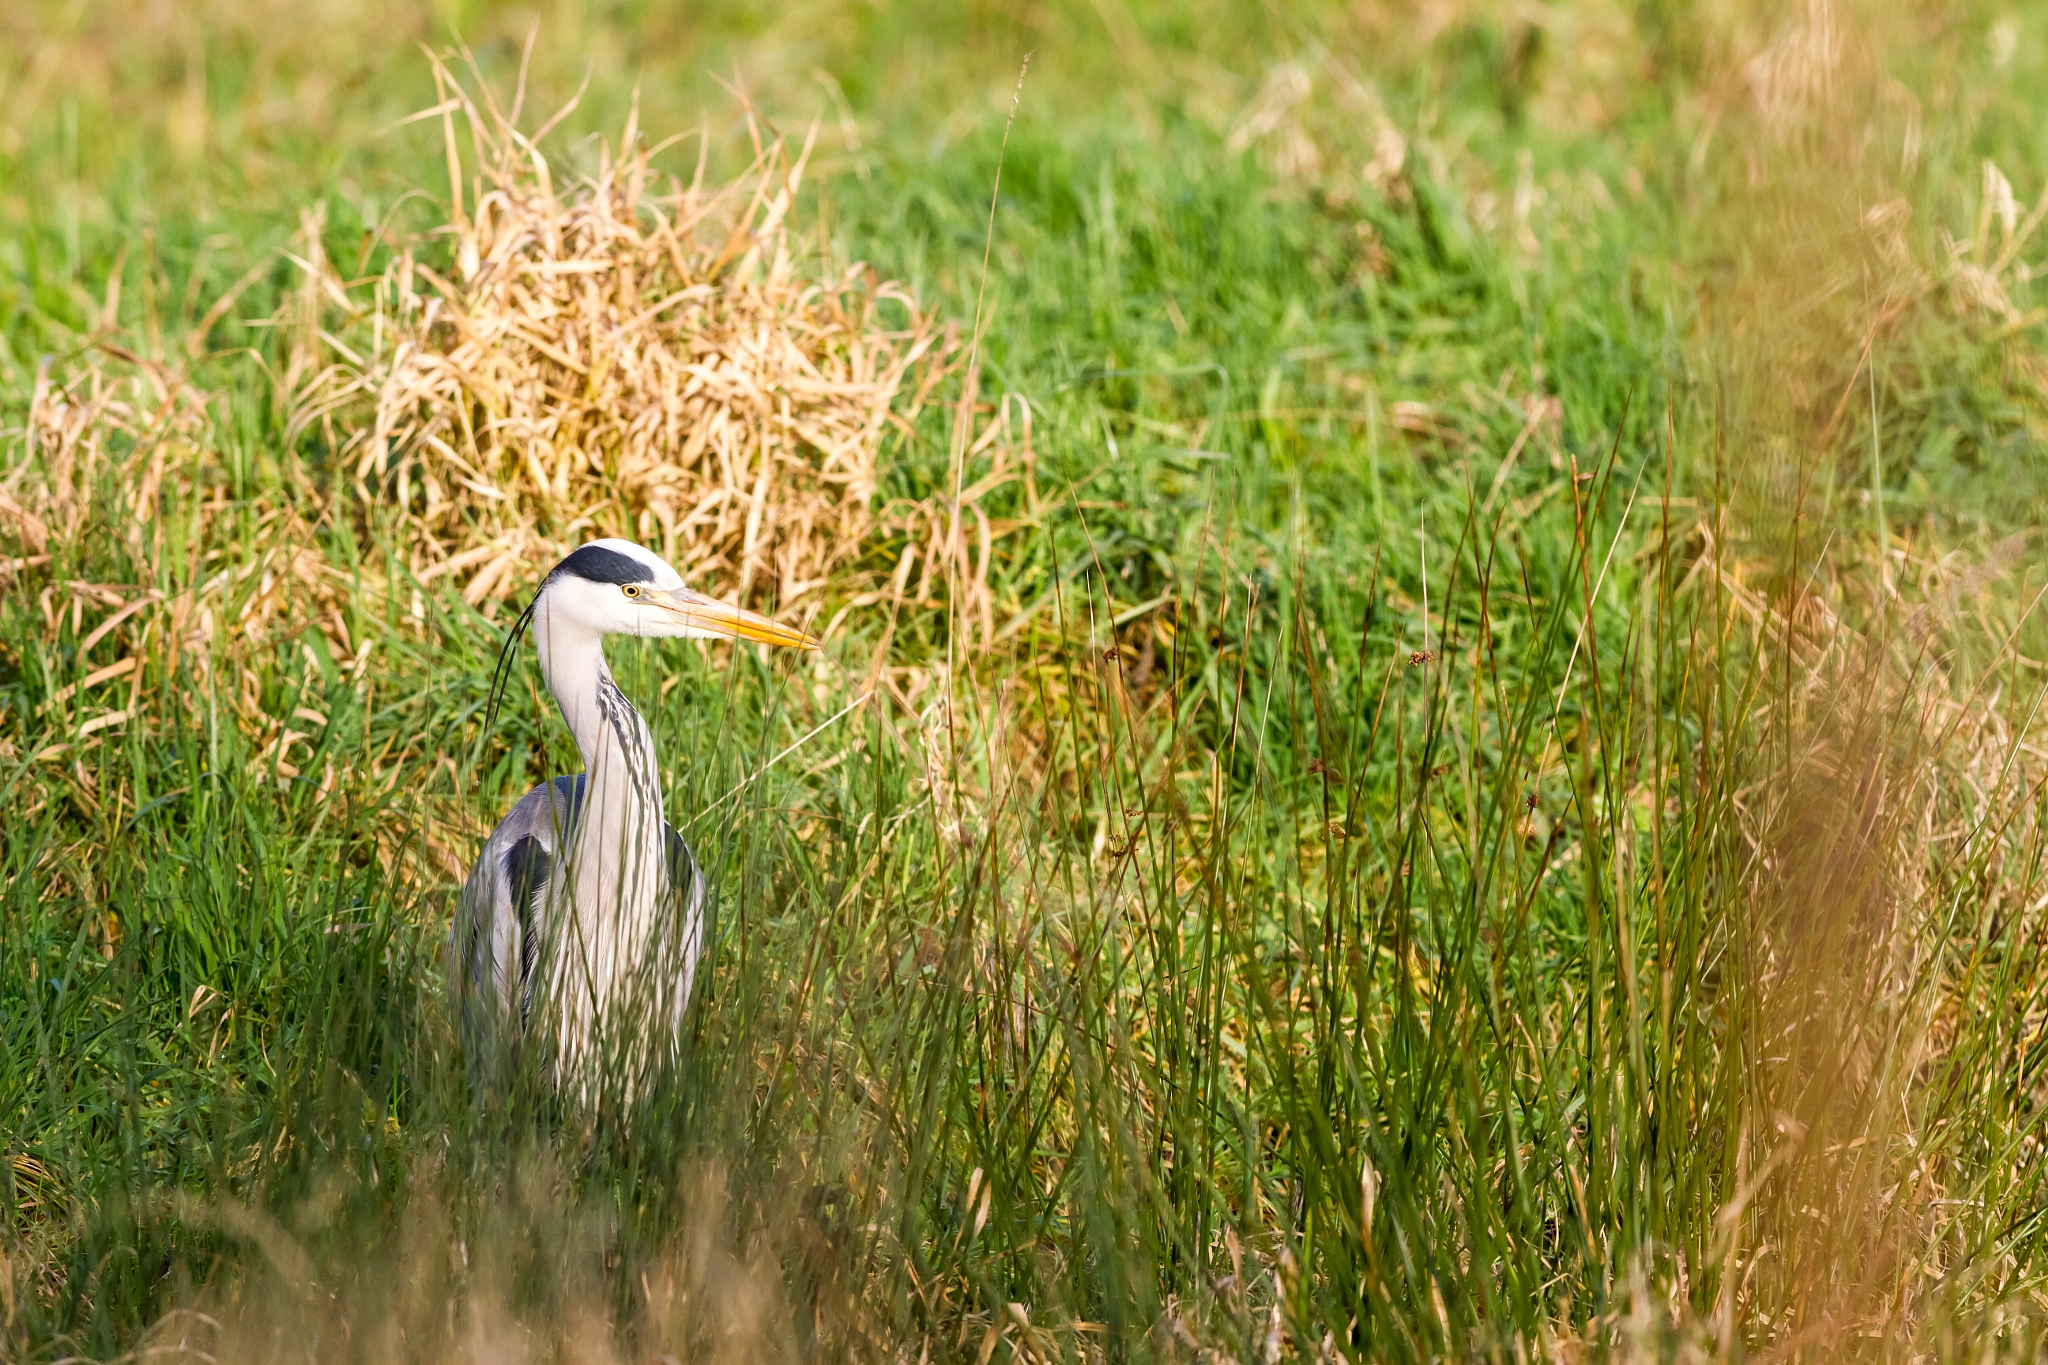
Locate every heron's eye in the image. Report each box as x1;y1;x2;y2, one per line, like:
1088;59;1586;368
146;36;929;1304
622;584;642;599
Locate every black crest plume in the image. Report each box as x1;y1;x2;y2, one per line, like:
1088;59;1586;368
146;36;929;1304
482;589;542;743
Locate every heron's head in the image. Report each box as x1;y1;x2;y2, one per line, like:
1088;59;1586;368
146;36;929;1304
536;539;817;648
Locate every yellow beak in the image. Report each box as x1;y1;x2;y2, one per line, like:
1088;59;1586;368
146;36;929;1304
656;587;818;649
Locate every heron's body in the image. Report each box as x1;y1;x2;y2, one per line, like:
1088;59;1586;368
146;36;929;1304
451;539;813;1099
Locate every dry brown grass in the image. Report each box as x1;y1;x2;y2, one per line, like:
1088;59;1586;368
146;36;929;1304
286;58;961;616
5;344;357;757
12;344;211;567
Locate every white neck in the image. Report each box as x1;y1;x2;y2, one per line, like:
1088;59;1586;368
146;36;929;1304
531;592;670;1059
535;603;605;772
534;598;665;807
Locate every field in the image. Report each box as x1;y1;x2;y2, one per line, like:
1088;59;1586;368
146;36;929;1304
7;0;2048;1359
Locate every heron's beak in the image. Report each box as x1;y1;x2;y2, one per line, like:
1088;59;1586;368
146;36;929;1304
656;587;819;648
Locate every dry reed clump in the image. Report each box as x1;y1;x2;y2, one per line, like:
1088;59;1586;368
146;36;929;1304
292;63;959;614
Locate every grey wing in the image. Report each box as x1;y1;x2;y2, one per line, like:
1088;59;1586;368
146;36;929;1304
455;775;585;1062
664;822;708;1018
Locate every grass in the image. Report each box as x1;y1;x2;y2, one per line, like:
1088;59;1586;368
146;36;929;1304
8;0;2048;1359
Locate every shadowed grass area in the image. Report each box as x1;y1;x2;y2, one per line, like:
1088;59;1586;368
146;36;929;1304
8;1;2048;1361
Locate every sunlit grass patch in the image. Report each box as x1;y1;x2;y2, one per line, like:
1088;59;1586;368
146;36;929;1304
7;1;2048;1361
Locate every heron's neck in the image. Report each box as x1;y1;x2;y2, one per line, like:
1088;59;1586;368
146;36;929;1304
533;605;664;821
529;596;676;1079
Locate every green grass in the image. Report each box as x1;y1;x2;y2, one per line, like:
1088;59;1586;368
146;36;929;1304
8;1;2048;1360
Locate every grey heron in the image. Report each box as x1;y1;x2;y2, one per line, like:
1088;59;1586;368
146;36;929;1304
454;538;816;1098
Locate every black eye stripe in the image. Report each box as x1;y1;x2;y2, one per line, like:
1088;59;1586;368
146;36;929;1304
549;544;654;586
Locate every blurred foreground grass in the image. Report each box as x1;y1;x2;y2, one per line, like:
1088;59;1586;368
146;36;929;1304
9;1;2048;1360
